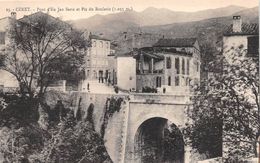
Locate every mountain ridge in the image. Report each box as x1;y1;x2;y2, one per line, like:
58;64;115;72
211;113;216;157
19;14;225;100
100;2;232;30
71;5;250;30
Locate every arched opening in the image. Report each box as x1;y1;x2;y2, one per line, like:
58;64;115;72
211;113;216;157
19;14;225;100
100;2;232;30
134;117;184;163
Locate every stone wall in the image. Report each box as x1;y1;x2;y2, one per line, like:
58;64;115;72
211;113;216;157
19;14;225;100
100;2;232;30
104;101;127;162
136;74;164;92
70;92;128;162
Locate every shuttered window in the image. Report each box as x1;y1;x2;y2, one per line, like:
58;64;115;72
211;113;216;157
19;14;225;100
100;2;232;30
166;57;171;69
175;58;180;74
247;36;259;56
0;32;5;44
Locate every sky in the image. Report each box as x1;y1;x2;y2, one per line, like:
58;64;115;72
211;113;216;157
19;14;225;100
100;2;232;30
0;0;258;20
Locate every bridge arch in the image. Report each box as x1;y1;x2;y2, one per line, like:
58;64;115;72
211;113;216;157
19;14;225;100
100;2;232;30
124;102;188;163
133;116;185;163
133;113;184;137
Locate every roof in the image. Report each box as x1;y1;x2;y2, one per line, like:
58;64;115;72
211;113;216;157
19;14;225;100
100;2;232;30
139;46;193;56
141;51;164;60
156;48;193;56
224;23;259;36
116;51;134;58
89;34;110;41
153;38;197;47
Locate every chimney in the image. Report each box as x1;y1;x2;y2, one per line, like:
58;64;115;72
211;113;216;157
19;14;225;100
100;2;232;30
233;15;242;33
11;12;17;19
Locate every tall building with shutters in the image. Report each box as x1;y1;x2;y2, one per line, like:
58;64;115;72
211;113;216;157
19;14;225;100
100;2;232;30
134;37;201;95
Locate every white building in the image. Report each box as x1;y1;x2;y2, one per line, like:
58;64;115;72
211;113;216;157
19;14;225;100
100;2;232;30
116;54;136;91
0;12;19;90
223;15;259;61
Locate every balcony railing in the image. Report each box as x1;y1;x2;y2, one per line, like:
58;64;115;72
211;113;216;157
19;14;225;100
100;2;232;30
136;69;163;75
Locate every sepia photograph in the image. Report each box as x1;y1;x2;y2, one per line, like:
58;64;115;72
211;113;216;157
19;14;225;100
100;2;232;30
0;0;259;162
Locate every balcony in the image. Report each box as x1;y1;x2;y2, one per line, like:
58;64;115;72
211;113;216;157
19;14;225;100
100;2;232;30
136;69;163;75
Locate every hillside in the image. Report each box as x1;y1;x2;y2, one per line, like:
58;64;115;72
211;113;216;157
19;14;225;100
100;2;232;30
70;6;258;54
111;6;258;54
71;5;247;32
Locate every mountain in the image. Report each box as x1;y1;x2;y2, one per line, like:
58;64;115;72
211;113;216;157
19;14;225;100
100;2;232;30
140;6;259;37
233;6;259;23
70;6;258;54
71;5;247;32
111;7;259;53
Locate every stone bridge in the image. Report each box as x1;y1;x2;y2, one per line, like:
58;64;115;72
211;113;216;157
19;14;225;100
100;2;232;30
103;93;192;163
72;92;192;163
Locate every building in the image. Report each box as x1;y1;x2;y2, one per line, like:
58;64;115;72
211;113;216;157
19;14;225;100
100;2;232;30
116;53;136;91
223;15;259;61
222;15;259;160
134;38;201;95
80;34;118;92
0;12;19;90
85;34;116;83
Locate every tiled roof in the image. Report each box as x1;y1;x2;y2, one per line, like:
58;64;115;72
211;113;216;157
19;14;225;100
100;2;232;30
90;34;110;41
138;46;193;56
133;51;164;61
224;23;259;36
155;48;193;56
153;38;197;47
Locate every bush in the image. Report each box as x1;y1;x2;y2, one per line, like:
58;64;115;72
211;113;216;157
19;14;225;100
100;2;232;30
114;86;119;93
142;86;157;93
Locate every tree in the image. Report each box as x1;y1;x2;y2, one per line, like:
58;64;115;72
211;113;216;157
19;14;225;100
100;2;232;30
30;110;111;163
186;46;259;161
0;12;86;99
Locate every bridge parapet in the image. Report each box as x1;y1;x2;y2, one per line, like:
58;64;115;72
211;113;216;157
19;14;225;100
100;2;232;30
129;93;191;104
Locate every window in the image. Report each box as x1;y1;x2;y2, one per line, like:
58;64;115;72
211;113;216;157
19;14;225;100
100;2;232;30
247;36;259;55
0;32;5;44
156;77;161;87
106;42;109;49
168;76;171;86
166;57;171;69
175;58;180;74
175;76;179;86
100;41;103;48
182;58;185;75
187;59;190;75
197;62;200;72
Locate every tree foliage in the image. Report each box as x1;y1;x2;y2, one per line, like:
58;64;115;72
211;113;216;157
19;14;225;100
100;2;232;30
0;94;111;163
186;46;259;161
0;13;86;99
30;111;111;163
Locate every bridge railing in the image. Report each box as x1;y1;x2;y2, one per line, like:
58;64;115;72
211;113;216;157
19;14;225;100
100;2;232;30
129;93;191;104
